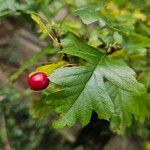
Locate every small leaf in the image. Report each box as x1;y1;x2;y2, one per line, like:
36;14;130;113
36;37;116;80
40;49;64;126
113;32;123;44
73;5;101;24
30;61;65;76
31;13;50;35
88;29;102;48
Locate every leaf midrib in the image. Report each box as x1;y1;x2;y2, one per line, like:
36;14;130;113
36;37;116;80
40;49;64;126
63;55;106;115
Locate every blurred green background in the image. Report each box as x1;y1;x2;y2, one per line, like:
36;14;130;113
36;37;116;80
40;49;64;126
0;0;150;150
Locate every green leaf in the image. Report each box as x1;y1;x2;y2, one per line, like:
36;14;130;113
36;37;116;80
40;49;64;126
62;36;141;91
62;36;104;65
0;0;29;18
113;32;123;44
46;58;114;128
10;46;56;82
61;20;81;35
31;13;51;35
73;5;101;25
32;99;51;119
133;93;150;123
106;82;139;134
99;14;134;33
46;44;141;129
30;61;65;76
73;6;132;33
0;0;19;18
137;23;150;36
123;33;150;51
88;29;103;48
139;70;150;89
97;28;111;46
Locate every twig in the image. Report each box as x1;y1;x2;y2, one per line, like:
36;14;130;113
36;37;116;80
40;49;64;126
52;28;63;50
52;28;69;61
106;47;116;55
63;63;77;67
106;42;120;55
59;13;69;29
59;129;75;143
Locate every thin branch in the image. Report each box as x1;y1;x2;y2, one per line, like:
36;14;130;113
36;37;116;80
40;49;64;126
52;28;69;61
59;13;69;29
52;28;63;49
48;33;57;43
106;42;120;55
59;129;75;143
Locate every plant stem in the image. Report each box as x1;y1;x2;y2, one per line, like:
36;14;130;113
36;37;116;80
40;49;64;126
52;28;69;61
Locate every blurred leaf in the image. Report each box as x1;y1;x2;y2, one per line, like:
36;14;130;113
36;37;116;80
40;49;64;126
32;99;51;118
123;33;150;51
73;5;101;24
138;23;150;36
0;0;30;18
0;0;20;17
88;29;102;48
133;10;146;21
98;28;111;46
113;31;123;44
74;4;130;33
134;93;150;123
111;50;128;57
31;13;51;35
139;71;150;89
61;20;81;35
145;142;150;150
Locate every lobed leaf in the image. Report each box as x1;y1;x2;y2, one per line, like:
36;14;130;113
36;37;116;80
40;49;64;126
46;58;114;128
46;50;142;129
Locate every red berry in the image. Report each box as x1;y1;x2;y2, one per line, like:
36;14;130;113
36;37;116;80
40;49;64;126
28;72;49;91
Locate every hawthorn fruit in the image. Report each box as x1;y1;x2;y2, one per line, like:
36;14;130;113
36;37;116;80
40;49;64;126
28;72;49;91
